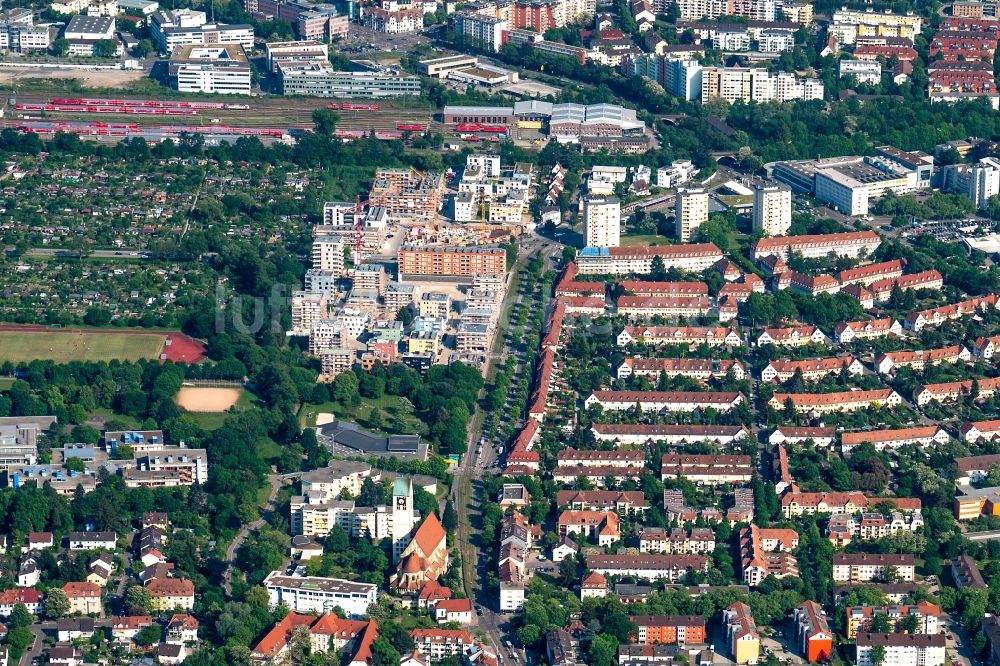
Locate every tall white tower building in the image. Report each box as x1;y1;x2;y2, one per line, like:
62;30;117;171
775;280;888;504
583;195;622;248
970;157;1000;209
752;181;793;236
675;188;709;242
312;235;345;276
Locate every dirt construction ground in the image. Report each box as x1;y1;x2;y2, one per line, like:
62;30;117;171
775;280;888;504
0;67;149;88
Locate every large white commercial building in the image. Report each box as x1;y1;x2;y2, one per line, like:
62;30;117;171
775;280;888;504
701;67;824;103
773;155;923;217
752;181;792;236
150;9;252;52
169;44;251;93
263;572;378;617
582;195;621;248
675;188;709;242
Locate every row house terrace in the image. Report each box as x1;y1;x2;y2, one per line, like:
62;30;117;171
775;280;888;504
836;259;904;286
638;527;716;554
913;376;1000;405
832;553;916;582
552;464;644;486
834;318;902;343
781;490;921;517
840;426;950;452
555;448;645;468
617;325;743;347
617;357;746;381
756;325;826;347
903;293;999;332
584;390;745;412
619;280;709;298
769;388;902;414
769;426;836;447
960;420;1000;444
760;356;862;382
661;453;752;485
584;553;709;581
953;452;1000;484
575;243;724;275
751;230;881;260
615;295;714;318
973;334;1000;360
875;345;969;374
868;269;943;302
591;423;750;446
556;489;649;514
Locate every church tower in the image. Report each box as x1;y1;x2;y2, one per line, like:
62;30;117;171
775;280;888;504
391;477;416;563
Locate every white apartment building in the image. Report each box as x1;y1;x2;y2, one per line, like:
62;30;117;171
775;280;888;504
970;157;1000;209
263;572;377;617
312;236;345;276
752;181;792;236
291;292;328;335
664;58;703;101
701;67;824;103
583;195;621;248
855;634;945;666
656;160;697;188
452;12;507;52
839;59;882;85
675;188;708;242
832;553;915;583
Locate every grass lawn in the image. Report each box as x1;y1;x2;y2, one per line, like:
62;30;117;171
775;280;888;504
303;394;426;435
181;389;258;431
620;233;675;246
255;439;282;463
0;378;13;390
0;330;165;363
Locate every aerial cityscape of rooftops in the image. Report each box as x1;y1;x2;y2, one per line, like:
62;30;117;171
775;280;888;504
5;0;1000;665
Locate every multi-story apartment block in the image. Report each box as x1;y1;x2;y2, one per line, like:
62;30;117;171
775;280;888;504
587;390;745;413
723;602;760;665
739;525;798;586
832;553;915;583
795;601;833;663
855;633;946;666
582;195;621;248
752;181;792;236
760;356;862;382
674;188;708;242
753;230;881;260
661;453;752;484
576;243;723;274
701;67;823;103
630;615;706;645
398;245;506;279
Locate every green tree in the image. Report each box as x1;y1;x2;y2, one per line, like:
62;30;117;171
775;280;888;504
588;634;618;666
870;645;886;666
134;623;162;646
51;38;69;56
45;588;71;619
92;39;118;58
9;603;32;628
397;307;414;326
370;637;401;666
124;585;151;615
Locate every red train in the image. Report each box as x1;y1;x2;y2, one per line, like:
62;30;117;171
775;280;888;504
397;124;425;132
480;126;506;133
456;122;482;132
327;103;381;111
52;98;225;109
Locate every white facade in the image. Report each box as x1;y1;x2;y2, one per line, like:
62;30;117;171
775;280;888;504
839;59;882;85
312;236;345;276
675;188;708;242
702;67;824;103
752;182;792;236
970;157;1000;209
656;160;697;188
583;195;621;248
664;58;703;101
263;572;378;617
173;48;251;93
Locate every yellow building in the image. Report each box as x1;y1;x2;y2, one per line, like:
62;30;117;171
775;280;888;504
407;331;441;355
954;486;1000;520
724;602;760;665
780;2;813;26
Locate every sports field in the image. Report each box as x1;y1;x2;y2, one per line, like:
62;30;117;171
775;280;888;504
0;330;165;363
